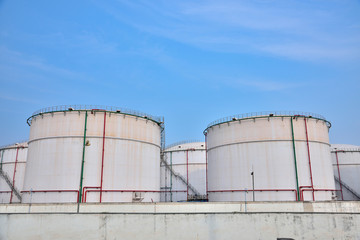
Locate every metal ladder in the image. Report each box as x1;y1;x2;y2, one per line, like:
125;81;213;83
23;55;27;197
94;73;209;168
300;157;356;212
335;176;360;200
160;152;201;196
0;168;22;202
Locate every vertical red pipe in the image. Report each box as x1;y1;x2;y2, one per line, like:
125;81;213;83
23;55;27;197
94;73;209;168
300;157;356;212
304;118;315;201
99;112;106;203
205;133;208;200
186;149;189;201
10;147;19;203
335;151;344;200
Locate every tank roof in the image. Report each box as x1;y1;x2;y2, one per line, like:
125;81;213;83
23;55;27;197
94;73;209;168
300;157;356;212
0;140;28;150
165;140;205;151
331;144;360;152
205;111;330;132
27;105;164;126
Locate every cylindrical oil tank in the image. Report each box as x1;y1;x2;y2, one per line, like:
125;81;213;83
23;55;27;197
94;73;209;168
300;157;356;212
0;141;28;203
160;141;207;202
331;144;360;201
22;105;164;203
204;111;335;202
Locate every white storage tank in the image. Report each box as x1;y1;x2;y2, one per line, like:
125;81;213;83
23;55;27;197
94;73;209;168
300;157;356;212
331;144;360;201
160;141;207;202
0;141;28;203
22;105;164;203
204;111;335;202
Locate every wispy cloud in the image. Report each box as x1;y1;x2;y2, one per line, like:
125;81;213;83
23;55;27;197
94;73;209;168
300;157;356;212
0;94;41;104
0;45;91;83
216;77;306;92
75;32;119;54
96;0;360;62
1;46;76;77
259;43;360;61
3;30;121;57
0;45;102;104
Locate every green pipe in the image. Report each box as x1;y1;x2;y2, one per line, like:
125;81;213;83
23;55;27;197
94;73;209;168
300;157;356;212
78;111;88;203
0;150;3;170
291;117;300;201
170;151;173;202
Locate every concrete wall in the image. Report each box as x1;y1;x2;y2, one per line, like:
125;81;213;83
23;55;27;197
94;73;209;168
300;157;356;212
1;202;359;240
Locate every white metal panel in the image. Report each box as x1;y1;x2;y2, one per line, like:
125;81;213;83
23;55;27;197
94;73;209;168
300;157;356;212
206;115;335;202
23;109;161;203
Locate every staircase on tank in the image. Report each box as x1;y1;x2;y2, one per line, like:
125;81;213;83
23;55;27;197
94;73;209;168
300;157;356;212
160;152;203;198
335;176;360;200
0;168;22;202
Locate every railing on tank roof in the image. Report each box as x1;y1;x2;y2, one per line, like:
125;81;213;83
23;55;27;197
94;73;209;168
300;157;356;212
205;111;328;130
331;147;360;152
165;140;202;149
0;140;28;149
27;105;163;125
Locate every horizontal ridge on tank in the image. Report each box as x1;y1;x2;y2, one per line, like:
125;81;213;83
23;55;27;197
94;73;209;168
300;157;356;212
204;111;336;202
23;105;164;204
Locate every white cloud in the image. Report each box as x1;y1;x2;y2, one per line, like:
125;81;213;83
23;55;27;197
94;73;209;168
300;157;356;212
75;32;118;54
219;77;306;92
97;0;360;61
0;94;41;104
0;46;89;82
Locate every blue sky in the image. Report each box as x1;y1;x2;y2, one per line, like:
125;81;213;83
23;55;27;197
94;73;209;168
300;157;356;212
0;0;359;146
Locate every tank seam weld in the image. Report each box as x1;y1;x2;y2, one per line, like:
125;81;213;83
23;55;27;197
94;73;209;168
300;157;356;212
27;136;161;148
332;163;360;166
0;161;26;164
207;140;330;151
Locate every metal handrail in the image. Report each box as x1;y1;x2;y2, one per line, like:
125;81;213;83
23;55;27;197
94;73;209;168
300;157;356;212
334;176;360;200
0;140;28;150
27;105;165;151
0;168;22;202
331;147;360;152
27;104;163;125
165;140;202;149
205;111;329;130
160;151;201;196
